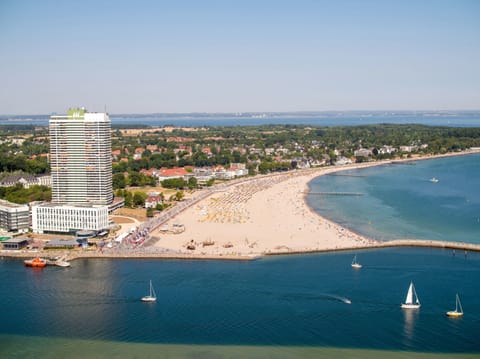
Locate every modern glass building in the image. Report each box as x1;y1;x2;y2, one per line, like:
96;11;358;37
31;204;109;234
50;108;113;205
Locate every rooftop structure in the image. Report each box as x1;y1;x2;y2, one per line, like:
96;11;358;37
1;237;29;250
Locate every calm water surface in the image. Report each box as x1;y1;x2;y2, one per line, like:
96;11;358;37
1;114;480;127
307;154;480;243
1;248;479;358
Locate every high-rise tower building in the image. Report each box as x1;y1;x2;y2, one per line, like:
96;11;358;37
32;107;112;234
50;108;113;205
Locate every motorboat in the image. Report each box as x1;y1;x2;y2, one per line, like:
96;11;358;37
24;257;47;268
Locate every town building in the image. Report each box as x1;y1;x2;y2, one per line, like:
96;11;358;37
31;204;109;234
0;174;51;188
354;148;373;157
0;199;30;232
31;108;113;234
50;108;113;205
191;168;215;184
157;167;189;182
1;237;29;250
145;193;163;209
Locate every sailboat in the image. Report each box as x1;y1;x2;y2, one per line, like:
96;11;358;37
446;294;463;317
141;280;157;302
351;254;362;269
401;281;421;309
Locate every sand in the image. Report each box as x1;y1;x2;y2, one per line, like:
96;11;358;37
149;150;480;259
4;151;478;262
150;165;379;258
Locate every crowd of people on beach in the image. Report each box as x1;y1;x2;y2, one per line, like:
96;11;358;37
101;166;379;257
199;173;298;224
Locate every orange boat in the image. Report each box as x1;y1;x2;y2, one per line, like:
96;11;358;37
24;257;47;268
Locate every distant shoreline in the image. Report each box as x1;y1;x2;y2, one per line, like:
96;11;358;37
1;112;480;128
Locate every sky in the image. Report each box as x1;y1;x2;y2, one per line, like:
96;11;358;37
0;0;479;114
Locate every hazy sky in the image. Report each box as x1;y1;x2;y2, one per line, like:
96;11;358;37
1;0;479;114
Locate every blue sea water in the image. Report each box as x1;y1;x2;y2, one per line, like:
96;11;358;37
307;154;480;243
1;114;480;127
1;247;480;358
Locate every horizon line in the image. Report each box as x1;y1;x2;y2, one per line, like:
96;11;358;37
2;109;480;117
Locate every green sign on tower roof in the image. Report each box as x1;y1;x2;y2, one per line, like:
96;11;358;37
67;108;86;118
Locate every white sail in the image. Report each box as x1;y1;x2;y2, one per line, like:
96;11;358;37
401;281;420;309
447;294;463;317
456;294;463;313
351;254;362;268
150;281;156;298
405;283;413;304
141;280;157;302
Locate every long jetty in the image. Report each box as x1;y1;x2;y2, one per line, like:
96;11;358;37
325;173;366;177
374;239;480;252
307;192;364;196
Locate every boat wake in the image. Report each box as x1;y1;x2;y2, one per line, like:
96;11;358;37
280;292;352;304
319;293;352;304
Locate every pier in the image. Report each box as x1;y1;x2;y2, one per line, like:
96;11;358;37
391;161;416;165
325;173;366;177
307;192;364;196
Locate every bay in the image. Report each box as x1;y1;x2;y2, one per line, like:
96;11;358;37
307;154;480;243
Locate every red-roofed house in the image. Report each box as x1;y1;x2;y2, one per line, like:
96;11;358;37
157;167;188;182
112;149;121;160
140;168;159;177
145;194;162;209
202;147;212;156
174;144;193;155
146;144;158;152
134;148;145;160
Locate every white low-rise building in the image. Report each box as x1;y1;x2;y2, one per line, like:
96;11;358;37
0;174;51;189
379;145;396;154
400;145;417;153
335;156;353;165
354;148;373;157
0;199;29;232
31;204;109;234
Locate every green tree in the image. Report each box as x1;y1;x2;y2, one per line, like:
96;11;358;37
129;171;143;187
187;177;198;189
124;191;133;208
174;191;184;201
112;173;126;189
146;207;155;217
133;191;147;207
161;177;186;189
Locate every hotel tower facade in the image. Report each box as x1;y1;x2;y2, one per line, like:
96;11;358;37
50;108;113;205
32;108;111;233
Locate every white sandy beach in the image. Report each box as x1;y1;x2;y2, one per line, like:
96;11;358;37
3;151;479;262
151;165;379;257
151;151;480;258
